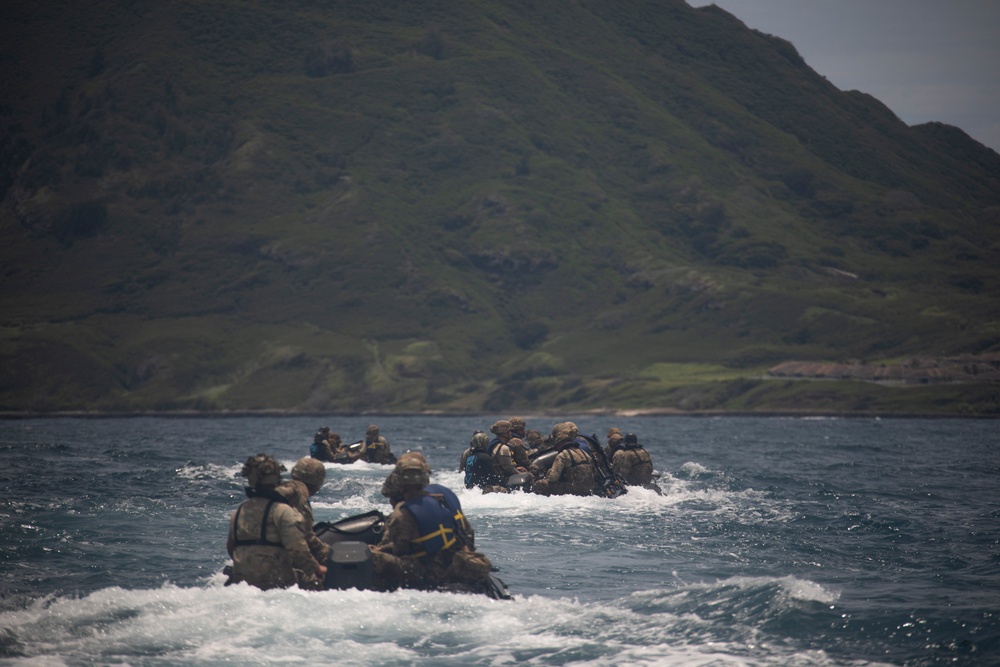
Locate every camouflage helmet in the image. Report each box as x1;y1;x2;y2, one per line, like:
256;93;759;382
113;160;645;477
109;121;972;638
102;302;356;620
395;453;430;488
397;450;430;472
382;451;430;501
241;454;285;489
607;427;622;438
291;457;327;491
508;417;526;431
551;421;578;443
490;420;512;436
470;430;490;451
328;432;342;445
366;424;380;438
525;429;544;448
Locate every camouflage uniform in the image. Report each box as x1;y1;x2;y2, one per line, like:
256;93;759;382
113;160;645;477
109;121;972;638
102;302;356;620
381;451;432;506
507;418;531;468
372;455;488;591
507;437;530;468
543;446;597;496
524;429;544;454
527;421;570;480
489;420;520;478
611;434;654;485
276;458;330;564
227;455;322;590
310;430;338;462
533;422;596;496
604;427;624;461
382;453;479;547
326;432;345;459
362;425;394;464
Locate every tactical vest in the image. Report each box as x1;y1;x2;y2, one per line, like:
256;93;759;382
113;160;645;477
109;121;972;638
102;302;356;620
425;483;469;541
231;493;289;548
402;494;459;558
624;445;653;472
555;446;591;481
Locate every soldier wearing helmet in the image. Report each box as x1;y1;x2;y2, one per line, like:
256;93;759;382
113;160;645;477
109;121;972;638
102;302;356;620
360;424;395;464
488;420;525;481
505;417;531;468
381;451;432;506
371;454;490;592
526;424;561;480
611;433;654;486
463;431;505;492
604;427;625;460
277;458;330;564
226;454;326;590
310;428;340;462
524;429;544;454
533;422;596;497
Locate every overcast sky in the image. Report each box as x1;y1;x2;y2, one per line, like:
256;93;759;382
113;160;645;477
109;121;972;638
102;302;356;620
686;0;1000;153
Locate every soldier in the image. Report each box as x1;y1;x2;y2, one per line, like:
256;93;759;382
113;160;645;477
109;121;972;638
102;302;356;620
611;433;654;486
380;450;480;547
371;455;491;592
381;450;431;506
457;431;478;472
310;428;338;462
506;417;532;468
227;454;326;590
361;424;394;464
523;429;544;454
326;432;347;460
277;457;330;565
533;422;597;497
604;427;624;461
489;420;525;482
527;426;561;480
463;431;505;492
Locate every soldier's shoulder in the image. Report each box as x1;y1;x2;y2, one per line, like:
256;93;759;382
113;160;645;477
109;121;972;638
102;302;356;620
275;480;307;503
271;500;306;522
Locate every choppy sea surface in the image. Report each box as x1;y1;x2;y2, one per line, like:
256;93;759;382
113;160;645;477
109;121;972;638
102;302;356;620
1;415;997;666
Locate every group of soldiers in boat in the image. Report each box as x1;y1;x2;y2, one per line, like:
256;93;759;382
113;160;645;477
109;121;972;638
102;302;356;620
307;417;658;498
227;449;507;597
225;417;657;597
456;418;658;498
309;423;396;465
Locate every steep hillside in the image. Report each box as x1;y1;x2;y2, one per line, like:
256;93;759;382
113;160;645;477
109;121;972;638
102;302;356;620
2;0;999;415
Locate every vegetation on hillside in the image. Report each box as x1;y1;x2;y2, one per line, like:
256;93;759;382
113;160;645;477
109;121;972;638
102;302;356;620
1;0;998;415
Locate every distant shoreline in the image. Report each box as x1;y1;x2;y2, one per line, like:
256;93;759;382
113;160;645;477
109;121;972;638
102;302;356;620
1;409;995;420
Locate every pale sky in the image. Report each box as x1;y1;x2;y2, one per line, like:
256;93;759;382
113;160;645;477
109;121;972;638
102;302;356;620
687;0;1000;153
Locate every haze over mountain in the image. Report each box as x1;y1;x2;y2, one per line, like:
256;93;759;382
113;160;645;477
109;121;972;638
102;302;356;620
2;0;999;416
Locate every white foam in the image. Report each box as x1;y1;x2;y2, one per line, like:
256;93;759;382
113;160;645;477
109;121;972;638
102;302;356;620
0;583;865;667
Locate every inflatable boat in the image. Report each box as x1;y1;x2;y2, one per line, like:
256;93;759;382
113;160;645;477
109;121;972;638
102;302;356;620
314;510;513;600
325;441;398;465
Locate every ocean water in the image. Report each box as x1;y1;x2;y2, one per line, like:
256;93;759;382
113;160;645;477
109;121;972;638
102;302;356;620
1;415;997;666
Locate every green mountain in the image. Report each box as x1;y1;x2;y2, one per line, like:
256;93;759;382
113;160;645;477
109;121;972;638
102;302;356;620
2;0;999;416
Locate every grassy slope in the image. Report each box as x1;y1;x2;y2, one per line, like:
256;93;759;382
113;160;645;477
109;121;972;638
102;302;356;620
1;0;998;415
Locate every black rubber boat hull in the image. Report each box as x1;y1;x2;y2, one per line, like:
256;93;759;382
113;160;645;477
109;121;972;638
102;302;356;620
316;511;512;600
